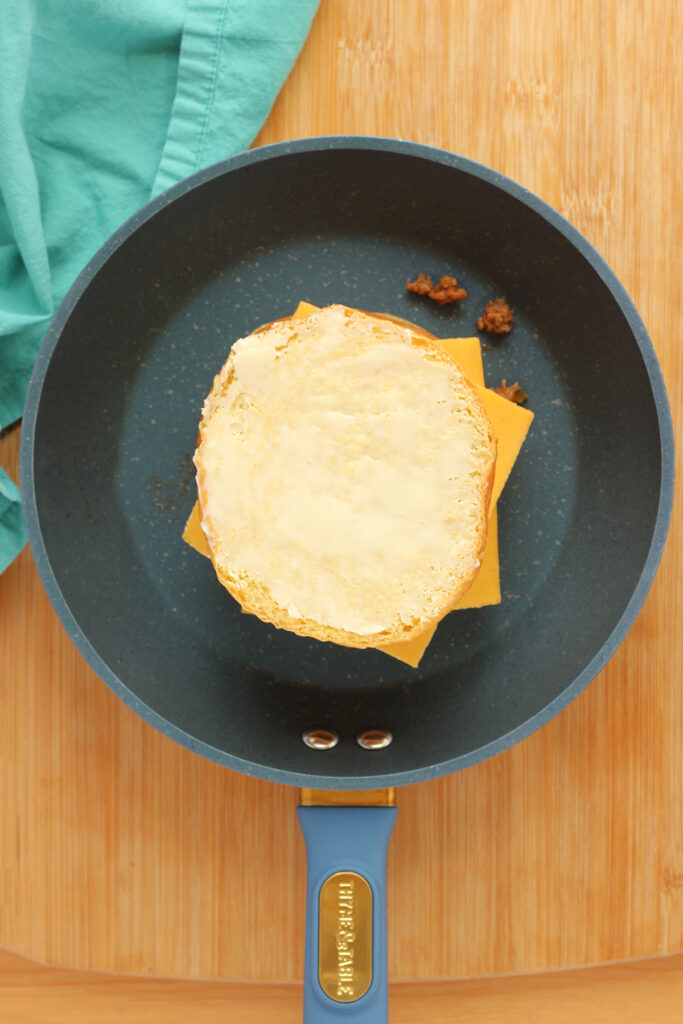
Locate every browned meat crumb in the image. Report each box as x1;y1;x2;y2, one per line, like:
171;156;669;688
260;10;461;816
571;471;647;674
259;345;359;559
477;298;514;334
406;272;433;295
494;379;528;404
428;275;467;304
406;274;468;305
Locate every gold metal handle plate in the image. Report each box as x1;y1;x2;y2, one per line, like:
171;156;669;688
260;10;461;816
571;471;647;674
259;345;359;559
318;871;373;1002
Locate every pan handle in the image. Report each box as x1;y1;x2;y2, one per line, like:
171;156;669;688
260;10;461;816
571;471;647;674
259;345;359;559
297;805;397;1023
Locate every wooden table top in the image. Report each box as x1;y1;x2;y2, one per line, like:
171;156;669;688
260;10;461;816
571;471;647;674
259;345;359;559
1;0;682;1015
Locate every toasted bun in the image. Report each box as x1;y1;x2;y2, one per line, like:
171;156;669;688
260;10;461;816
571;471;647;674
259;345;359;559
195;305;496;647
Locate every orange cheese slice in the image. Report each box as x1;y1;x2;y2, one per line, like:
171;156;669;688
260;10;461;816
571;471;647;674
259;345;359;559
482;388;534;508
184;301;533;668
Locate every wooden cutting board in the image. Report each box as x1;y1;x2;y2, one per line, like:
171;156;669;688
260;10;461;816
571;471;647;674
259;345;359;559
1;0;682;984
2;946;683;1024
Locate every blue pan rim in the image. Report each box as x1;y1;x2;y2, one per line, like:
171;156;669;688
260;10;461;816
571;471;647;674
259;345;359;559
20;136;676;790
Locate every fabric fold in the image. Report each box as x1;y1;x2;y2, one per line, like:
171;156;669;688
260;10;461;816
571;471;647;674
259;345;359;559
0;0;319;572
153;0;319;194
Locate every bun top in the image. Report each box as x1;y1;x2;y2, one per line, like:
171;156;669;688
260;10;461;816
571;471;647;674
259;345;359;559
195;304;496;647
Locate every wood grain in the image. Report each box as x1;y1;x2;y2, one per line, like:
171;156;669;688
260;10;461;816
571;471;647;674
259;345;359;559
2;946;683;1024
1;0;682;994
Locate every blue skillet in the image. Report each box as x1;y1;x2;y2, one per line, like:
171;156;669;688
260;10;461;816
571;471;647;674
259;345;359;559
21;138;674;1022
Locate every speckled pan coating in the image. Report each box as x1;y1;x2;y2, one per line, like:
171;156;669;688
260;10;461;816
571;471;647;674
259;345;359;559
20;138;674;789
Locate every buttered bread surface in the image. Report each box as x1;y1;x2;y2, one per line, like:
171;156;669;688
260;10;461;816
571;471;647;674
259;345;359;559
194;305;496;647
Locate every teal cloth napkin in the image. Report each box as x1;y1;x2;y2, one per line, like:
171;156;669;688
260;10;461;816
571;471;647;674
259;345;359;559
0;0;319;573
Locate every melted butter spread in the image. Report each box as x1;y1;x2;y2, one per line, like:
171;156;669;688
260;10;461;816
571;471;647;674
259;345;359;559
197;305;488;636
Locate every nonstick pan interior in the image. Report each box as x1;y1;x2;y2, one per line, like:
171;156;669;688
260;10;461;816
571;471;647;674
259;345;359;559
21;139;674;788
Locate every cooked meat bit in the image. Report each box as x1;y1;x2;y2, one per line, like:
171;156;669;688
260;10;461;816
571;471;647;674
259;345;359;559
406;272;433;295
477;297;514;334
406;273;468;305
494;379;528;404
428;275;467;304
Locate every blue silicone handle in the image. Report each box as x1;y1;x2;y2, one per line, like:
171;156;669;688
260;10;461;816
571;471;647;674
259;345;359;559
297;805;398;1024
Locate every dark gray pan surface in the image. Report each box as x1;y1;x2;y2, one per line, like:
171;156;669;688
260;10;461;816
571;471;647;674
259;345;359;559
21;138;674;788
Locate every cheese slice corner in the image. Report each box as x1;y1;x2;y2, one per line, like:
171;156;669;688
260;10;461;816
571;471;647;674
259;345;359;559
293;300;319;319
183;499;210;557
378;505;501;667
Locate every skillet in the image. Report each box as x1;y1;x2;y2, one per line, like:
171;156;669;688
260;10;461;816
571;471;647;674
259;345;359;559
20;138;674;1021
